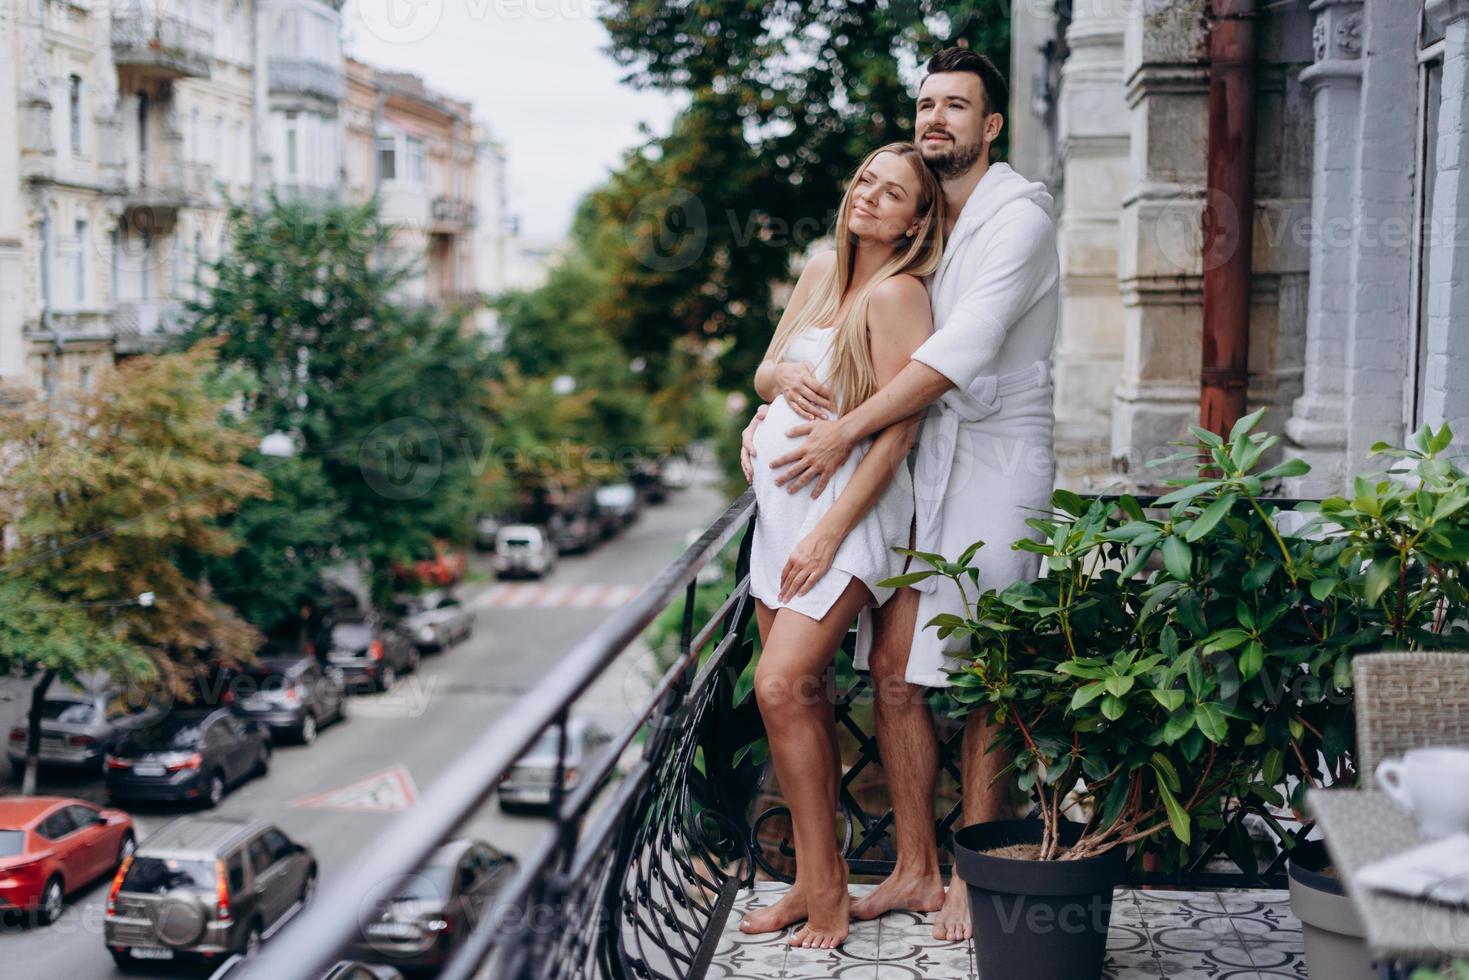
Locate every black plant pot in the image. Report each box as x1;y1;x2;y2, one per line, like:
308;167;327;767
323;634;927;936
953;819;1126;980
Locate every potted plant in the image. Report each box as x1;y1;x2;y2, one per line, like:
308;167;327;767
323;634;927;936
891;413;1469;980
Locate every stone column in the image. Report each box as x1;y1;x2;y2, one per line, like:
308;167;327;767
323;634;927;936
1421;0;1469;433
1283;0;1363;495
1053;1;1129;480
1341;0;1419;471
1113;0;1212;476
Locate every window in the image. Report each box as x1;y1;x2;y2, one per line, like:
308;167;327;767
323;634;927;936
68;75;83;154
376;135;397;182
286;112;299;179
74;220;87;306
407;136;426;185
262;829;295;863
247;836;273;876
1408;9;1446;429
225;853;246;895
110;225;120;301
193;230;204;295
36;809;76;841
63;805;100;830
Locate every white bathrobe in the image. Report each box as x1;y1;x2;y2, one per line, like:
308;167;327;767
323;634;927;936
854;162;1060;687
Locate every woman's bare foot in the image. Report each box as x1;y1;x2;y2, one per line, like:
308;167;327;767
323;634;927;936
788;884;849;949
739;883;807;935
849;870;945;920
931;881;972;941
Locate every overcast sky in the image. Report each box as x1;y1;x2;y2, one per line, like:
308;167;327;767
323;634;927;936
342;0;684;242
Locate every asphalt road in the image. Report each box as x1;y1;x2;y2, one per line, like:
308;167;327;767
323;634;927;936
0;473;733;979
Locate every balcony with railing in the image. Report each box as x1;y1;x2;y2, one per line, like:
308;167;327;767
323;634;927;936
430;195;477;232
229;486;1333;980
123;153;213;215
111;3;213;80
268;57;347;103
112;299;186;353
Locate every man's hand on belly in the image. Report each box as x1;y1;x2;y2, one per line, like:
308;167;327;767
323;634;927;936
770;417;856;497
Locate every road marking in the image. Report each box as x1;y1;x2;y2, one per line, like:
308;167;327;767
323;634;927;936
475;583;644;609
290;765;419;812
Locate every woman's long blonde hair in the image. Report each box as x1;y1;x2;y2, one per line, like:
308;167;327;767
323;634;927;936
768;143;946;412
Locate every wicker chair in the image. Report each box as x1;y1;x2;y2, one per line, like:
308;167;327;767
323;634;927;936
1352;651;1469;779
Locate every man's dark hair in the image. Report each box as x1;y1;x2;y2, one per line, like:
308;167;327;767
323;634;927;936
923;47;1009;116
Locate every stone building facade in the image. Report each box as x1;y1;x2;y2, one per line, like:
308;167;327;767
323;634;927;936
1011;0;1469;494
342;58;478;310
1;1;512;399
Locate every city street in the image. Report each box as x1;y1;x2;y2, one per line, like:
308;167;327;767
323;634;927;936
0;474;732;979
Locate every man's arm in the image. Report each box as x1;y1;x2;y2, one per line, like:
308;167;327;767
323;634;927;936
773;203;1057;496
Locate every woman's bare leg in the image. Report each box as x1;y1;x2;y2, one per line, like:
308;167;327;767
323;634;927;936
739;578;872;949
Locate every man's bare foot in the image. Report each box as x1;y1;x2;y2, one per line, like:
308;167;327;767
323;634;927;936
787;885;849;949
849;871;946;921
932;880;972;941
739;883;807;935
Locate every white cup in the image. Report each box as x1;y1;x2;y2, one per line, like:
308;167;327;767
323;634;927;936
1375;746;1469;838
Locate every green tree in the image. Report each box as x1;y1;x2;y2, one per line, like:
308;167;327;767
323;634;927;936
185;196;494;603
595;1;1010;388
0;343;265;789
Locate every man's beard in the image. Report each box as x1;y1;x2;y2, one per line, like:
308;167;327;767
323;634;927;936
922;134;985;179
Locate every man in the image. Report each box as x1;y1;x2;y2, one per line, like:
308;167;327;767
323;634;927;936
741;47;1060;941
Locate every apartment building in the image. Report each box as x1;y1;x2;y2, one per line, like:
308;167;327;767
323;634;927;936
343;58;477;309
2;0;512;399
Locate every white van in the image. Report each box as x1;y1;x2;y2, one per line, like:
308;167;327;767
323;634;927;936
493;525;558;580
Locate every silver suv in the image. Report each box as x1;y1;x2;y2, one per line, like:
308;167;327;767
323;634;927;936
104;815;316;969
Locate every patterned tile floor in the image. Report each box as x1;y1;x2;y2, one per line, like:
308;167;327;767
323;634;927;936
709;882;1308;979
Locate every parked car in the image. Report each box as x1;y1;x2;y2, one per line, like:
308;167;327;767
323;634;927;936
351;838;515;971
498;718;613;811
6;682;161;774
393;590;474;652
231;653;347;744
474;515;503;552
105;708;271;808
105;816;316;968
594;483;639;536
630;459;668;505
393;542;468;589
0;796;136;925
210;956;403;980
493;525;557;580
326;614;419;692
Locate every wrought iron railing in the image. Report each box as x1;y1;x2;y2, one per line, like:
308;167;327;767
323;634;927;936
240;487;1316;980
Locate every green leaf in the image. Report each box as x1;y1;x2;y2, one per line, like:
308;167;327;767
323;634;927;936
1228;406;1267;445
1152;688;1186;712
1262;748;1284;786
1071;681;1107;711
1052;489;1085;517
1119;542;1158;580
1157;778;1192;845
877;570;939;589
1153;481;1225;508
1363;555;1401;604
1258;457;1311;481
1240;640;1264;681
1162;709;1193;743
1184;492;1237;542
1204;628;1251;652
1241;559;1278;590
1104;674;1135;697
1118;495;1147;522
1309;576;1340;601
1194;703;1228;743
955;539;986;570
1162;536;1193;580
1101;694;1125;721
1150;752;1182;792
1189;426;1224;448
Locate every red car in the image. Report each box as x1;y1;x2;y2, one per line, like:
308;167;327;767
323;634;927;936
0;796;135;925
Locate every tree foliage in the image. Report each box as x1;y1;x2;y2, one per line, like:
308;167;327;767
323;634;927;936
184;196;495;606
594;1;1009;388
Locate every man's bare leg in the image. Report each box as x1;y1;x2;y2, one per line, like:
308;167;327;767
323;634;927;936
848;588;946;921
931;706;1012;940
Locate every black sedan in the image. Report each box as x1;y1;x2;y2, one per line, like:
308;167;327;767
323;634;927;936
104;708;271;808
326;615;419;693
351;839;516;971
231;653;348;744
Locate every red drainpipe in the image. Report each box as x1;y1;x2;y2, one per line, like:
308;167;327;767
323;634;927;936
1199;0;1260;436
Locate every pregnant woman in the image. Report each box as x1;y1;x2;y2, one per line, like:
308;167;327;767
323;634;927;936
738;142;944;949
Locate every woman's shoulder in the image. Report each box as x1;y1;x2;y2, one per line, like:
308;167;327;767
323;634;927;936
869;273;930;310
800;249;838;279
